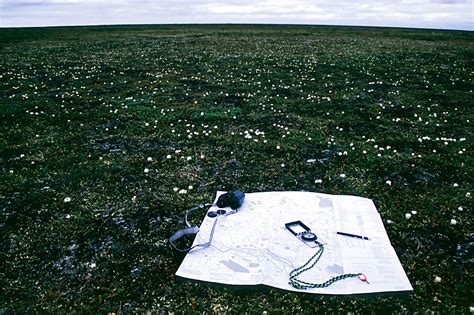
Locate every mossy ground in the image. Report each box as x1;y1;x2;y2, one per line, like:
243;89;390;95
0;25;472;313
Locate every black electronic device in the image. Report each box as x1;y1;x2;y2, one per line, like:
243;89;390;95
285;220;319;248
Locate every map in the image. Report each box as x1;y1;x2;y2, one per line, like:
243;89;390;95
175;191;413;295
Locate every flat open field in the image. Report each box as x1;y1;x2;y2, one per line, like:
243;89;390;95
0;25;472;312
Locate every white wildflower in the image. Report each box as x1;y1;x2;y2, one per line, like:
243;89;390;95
405;213;412;219
450;219;457;225
434;276;442;283
386;180;392;186
64;197;71;203
314;179;323;184
178;189;187;194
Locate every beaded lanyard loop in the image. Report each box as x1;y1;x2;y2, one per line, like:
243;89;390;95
289;240;367;289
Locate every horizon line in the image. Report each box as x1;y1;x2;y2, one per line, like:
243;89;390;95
1;22;472;32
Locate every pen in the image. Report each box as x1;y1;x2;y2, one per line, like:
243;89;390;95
337;231;370;240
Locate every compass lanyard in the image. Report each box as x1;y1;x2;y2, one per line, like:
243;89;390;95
289;240;369;289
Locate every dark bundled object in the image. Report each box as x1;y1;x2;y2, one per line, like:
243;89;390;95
216;190;245;209
169;189;245;252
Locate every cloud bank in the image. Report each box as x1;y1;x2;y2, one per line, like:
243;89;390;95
1;0;472;30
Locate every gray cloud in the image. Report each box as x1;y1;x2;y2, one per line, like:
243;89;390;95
0;0;472;30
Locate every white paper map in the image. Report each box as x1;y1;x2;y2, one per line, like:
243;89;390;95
176;191;413;295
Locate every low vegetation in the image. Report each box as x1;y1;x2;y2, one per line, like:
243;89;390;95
0;25;472;312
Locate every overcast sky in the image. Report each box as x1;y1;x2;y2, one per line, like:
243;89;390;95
1;0;472;30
